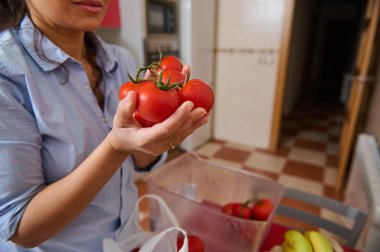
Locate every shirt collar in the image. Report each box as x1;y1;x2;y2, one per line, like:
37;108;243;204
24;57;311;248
18;15;118;73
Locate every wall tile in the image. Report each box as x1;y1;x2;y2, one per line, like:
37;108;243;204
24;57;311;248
214;0;286;148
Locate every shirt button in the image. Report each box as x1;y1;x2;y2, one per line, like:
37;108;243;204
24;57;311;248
102;116;107;123
84;85;91;90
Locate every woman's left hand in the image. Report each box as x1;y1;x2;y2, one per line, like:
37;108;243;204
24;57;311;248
108;91;208;157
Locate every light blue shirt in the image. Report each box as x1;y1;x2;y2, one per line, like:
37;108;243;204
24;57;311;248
0;16;166;252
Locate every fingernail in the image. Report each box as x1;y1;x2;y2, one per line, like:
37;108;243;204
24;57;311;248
186;102;194;111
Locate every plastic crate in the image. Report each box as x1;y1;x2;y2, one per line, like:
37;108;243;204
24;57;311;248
146;152;285;252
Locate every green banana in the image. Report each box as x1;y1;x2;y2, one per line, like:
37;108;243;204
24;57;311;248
282;230;313;252
304;231;334;252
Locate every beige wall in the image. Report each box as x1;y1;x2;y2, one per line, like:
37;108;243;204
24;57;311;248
213;0;286;148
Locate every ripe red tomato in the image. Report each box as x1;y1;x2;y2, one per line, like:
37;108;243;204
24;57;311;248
177;234;205;252
178;79;214;113
222;202;251;219
251;198;273;221
119;81;141;100
134;111;155;127
222;202;237;216
233;203;251;219
160;55;183;72
161;69;186;87
136;81;180;123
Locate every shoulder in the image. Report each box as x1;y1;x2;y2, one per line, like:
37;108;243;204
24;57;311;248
0;29;29;78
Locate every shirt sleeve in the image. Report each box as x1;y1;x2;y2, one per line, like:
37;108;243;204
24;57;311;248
133;152;168;173
0;78;45;240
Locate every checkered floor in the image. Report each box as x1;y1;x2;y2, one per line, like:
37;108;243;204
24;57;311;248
193;103;343;199
137;102;349;240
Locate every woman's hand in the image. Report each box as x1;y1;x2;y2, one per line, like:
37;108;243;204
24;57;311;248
107;90;209;156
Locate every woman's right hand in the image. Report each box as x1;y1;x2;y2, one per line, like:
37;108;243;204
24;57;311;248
107;91;209;156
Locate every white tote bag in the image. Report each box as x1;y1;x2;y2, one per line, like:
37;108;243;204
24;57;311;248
103;194;188;252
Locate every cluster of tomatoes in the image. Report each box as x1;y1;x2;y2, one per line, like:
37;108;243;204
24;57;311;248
222;198;274;221
119;55;214;127
131;233;204;252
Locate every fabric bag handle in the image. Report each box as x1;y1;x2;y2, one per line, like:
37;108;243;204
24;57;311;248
139;226;188;252
116;194;180;250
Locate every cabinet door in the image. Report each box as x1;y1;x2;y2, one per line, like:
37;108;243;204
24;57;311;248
101;0;121;28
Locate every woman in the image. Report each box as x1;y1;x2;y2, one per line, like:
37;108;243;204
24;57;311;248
0;0;209;251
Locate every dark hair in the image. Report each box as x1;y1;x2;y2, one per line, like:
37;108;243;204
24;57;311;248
0;0;105;109
0;0;27;31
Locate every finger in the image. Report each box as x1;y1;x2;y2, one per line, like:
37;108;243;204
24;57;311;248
113;91;137;128
144;69;152;80
142;101;194;142
181;64;190;79
172;114;210;146
161;101;194;133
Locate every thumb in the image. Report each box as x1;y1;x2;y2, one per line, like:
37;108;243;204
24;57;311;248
114;91;137;128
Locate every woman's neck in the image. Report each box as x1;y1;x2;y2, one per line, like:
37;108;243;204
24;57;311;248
30;16;87;62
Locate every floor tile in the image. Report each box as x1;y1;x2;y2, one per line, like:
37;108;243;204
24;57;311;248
329;126;341;136
244;152;286;173
195;142;223;158
213;146;251;163
294;139;327;152
206;157;243;169
326;155;339;168
329;135;340;143
224;141;255;151
326;143;339;156
279;136;295;148
302;122;328;132
288;147;326;166
243;165;279;181
277;174;323;195
323;185;343;201
255;147;290;158
283;160;324;182
298;130;329;143
282;120;302;130
323;168;338;187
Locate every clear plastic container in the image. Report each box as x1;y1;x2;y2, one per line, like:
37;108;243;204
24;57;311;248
146;152;285;252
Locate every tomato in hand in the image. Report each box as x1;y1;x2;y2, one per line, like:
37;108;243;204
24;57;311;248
161;69;186;88
177;234;205;252
134;111;156;127
178;79;214;113
160;55;183;72
136;81;180;124
119;81;141;100
251;198;273;221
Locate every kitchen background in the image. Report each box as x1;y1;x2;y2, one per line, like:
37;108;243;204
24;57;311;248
97;0;380;249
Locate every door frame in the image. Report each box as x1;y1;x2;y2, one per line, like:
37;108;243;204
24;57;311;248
335;0;380;192
269;0;296;150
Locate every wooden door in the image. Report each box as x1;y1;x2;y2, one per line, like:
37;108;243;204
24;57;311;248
335;0;380;192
